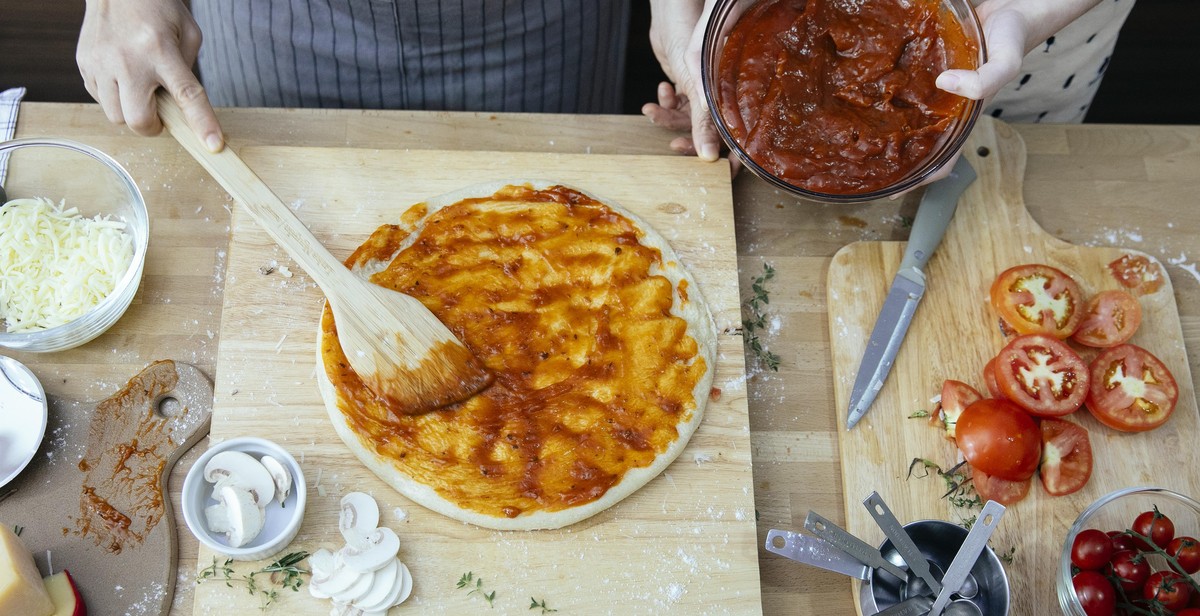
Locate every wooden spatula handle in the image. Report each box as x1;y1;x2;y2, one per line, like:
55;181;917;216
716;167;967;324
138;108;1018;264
156;90;346;291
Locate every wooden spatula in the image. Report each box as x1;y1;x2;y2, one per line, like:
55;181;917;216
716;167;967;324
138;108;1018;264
156;91;491;414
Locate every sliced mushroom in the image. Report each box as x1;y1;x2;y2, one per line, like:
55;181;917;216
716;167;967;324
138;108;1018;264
307;549;337;599
204;450;277;507
204;504;231;534
393;562;413;607
329;569;374;605
357;559;409;612
312;551;363;597
340;527;400;574
259;455;293;503
338;492;380;548
350;558;399;611
217;485;265;547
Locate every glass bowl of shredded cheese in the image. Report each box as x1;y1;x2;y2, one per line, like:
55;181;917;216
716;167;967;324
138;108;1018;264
0;138;148;352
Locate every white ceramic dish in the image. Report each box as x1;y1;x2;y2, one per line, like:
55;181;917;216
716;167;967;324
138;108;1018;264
182;437;307;562
0;355;48;489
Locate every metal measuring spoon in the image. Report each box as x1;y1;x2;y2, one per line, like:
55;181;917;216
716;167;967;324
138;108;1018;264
945;599;984;616
863;492;943;595
928;500;1006;616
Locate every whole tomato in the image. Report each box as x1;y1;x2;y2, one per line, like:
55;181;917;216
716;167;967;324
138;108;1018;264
1132;508;1176;550
1168;536;1200;574
1109;530;1141;553
1107;550;1150;593
1072;529;1114;571
1144;570;1192;612
1074;570;1116;616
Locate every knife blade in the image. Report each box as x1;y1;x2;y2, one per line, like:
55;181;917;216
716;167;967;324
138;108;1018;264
845;157;978;429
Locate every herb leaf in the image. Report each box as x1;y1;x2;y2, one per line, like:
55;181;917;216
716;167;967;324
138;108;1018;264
196;551;310;611
742;262;781;371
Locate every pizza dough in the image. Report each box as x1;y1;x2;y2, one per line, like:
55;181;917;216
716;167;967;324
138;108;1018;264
316;182;716;530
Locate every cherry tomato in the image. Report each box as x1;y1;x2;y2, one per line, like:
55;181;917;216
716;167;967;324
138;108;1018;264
993;334;1090;417
1133;507;1176;550
983;356;1006;400
1145;570;1192;612
1072;529;1114;570
1108;549;1151;593
970;468;1031;505
1168;536;1200;574
1072;290;1143;348
956;398;1041;481
990;264;1084;339
931;380;982;439
1108;254;1164;296
1109;531;1142;554
1074;570;1117;616
1087;344;1179;432
1039;418;1092;496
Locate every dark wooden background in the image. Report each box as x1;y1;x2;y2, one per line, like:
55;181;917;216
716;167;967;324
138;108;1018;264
2;1;1196;125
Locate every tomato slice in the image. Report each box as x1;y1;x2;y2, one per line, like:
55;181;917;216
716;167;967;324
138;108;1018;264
1071;290;1143;348
1108;254;1164;296
932;380;983;439
990;264;1084;338
1087;344;1179;432
971;467;1032;505
955;398;1041;481
1038;418;1093;496
983;356;1006;400
993;334;1090;417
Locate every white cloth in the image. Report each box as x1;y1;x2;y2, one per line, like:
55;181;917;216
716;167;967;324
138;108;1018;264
0;87;26;186
979;0;1136;123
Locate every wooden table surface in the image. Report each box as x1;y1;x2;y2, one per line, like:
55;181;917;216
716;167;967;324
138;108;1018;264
9;103;1200;615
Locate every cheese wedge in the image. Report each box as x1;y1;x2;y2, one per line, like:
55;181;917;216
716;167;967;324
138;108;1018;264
0;524;54;616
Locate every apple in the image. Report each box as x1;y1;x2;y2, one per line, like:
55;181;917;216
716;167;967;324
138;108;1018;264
42;570;86;616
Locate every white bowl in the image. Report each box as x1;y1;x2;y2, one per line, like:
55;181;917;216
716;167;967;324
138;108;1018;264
0;355;48;488
182;437;307;562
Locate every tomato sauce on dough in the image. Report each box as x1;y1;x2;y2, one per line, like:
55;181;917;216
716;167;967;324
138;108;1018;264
321;185;708;519
716;0;978;194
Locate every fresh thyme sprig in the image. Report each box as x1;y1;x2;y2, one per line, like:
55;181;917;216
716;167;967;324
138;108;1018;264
743;262;781;371
457;571;496;608
530;597;558;613
196;551;310;610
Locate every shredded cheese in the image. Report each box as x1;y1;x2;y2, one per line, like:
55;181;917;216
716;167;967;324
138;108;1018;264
0;197;134;332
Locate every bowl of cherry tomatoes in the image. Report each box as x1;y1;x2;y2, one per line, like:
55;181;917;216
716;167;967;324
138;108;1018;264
1060;487;1200;616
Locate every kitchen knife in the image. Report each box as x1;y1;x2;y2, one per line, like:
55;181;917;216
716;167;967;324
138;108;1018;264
845;157;978;429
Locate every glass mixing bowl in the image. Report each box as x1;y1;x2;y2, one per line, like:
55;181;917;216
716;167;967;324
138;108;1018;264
0;138;148;352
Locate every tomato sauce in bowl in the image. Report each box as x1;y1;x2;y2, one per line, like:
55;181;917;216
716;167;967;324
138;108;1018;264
704;0;984;201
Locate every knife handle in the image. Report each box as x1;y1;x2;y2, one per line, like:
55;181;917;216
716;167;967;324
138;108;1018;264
898;157;977;274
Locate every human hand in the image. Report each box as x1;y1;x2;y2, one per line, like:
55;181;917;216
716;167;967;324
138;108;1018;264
934;8;1029;102
643;0;722;162
77;0;224;151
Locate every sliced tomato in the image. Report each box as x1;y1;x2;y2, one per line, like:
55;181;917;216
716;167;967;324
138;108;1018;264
1072;290;1143;348
990;264;1084;339
983;357;1006;400
993;334;1090;417
1108;254;1164;296
971;467;1032;505
955;398;1041;481
932;380;983;439
1087;344;1179;432
1039;418;1093;496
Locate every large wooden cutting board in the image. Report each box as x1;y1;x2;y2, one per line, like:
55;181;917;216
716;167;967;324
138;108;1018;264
194;149;762;614
828;118;1200;614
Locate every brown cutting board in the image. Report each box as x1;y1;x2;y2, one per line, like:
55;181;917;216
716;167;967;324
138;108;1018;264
827;118;1200;613
194;149;762;614
0;360;213;616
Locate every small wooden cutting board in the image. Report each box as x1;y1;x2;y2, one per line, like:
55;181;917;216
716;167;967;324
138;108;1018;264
827;118;1200;614
0;360;213;616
